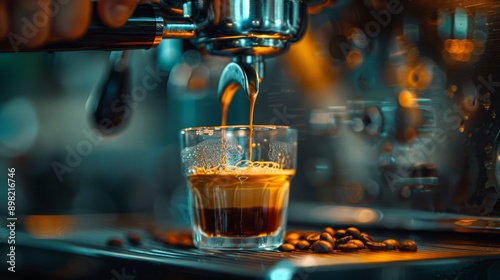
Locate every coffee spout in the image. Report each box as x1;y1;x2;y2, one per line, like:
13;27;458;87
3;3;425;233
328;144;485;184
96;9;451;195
217;61;260;126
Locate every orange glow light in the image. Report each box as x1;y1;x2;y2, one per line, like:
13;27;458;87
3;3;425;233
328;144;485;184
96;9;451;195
25;215;75;238
398;90;416;108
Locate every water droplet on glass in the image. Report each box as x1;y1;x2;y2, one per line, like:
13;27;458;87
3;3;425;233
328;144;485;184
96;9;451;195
180;138;243;171
236;145;244;155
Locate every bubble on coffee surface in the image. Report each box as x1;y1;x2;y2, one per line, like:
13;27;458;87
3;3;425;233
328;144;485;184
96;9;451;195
181;138;243;171
189;160;294;175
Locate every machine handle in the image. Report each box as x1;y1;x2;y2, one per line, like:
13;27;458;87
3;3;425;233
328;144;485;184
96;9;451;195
0;3;164;52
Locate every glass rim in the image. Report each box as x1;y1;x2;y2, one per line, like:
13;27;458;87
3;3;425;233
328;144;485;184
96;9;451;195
180;125;296;133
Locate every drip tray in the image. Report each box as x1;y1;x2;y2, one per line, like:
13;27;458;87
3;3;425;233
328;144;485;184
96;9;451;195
6;227;500;280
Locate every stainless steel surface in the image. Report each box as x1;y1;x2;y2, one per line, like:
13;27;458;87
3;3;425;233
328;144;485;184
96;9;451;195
0;0;309;81
162;18;197;39
218;61;260;104
6;225;500;279
188;0;307;56
188;0;307;81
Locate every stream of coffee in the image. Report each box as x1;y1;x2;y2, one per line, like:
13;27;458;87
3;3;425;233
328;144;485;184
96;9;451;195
220;84;258;160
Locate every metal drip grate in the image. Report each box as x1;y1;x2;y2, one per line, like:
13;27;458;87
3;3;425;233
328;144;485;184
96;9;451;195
11;227;500;279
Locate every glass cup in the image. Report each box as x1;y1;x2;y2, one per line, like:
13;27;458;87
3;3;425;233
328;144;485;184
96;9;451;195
180;125;297;250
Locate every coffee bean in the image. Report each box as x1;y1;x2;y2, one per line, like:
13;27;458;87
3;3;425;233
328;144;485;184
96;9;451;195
335;235;352;244
338;243;360;252
366;241;387;251
288;239;301;246
320;232;336;245
324;227;335;236
306;233;321;243
358;232;373;244
312;240;333;253
334;229;346;239
107;238;122;246
278;243;295;252
334;235;352;249
295;240;312;250
278;226;417;255
126;232;141;246
300;231;316;240
285;232;301;242
383;239;400;250
400;240;418;252
346;227;361;239
348;239;365;249
157;231;194;248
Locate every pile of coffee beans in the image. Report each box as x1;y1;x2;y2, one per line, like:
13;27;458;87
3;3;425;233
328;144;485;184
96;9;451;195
278;227;417;253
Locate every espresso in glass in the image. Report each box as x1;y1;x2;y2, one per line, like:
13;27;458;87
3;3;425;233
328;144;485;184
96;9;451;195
188;169;294;237
180;126;297;249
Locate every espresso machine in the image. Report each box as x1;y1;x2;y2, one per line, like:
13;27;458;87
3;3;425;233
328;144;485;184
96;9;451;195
1;0;500;279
